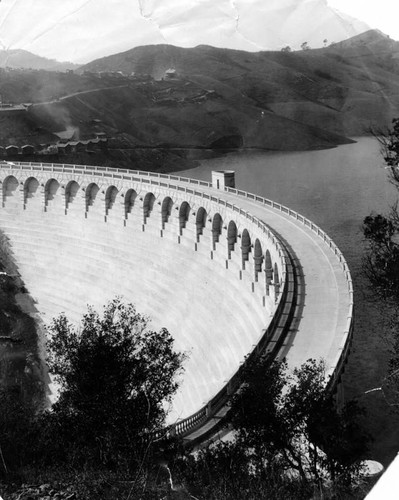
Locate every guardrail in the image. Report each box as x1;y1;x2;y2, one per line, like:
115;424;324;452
3;161;212;188
1;161;353;435
0;161;294;440
225;186;354;390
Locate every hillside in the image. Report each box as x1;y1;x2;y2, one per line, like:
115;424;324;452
0;31;399;171
0;49;78;71
78;30;399;143
78;30;399;145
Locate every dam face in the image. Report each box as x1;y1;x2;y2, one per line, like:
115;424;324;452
0;162;353;442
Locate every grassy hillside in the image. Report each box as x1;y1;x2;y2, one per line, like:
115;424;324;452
0;31;399;170
80;29;399;141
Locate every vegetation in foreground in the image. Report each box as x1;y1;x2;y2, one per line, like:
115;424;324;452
364;117;399;401
0;298;373;499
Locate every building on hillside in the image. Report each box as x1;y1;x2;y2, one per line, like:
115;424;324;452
94;132;107;142
70;141;86;153
21;144;35;156
165;68;177;79
57;143;72;155
5;145;18;156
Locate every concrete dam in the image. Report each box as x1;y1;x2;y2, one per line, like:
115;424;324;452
0;161;353;443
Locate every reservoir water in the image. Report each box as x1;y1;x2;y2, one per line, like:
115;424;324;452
177;136;399;465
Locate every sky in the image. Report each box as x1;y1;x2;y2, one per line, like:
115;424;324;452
328;0;398;39
0;0;397;64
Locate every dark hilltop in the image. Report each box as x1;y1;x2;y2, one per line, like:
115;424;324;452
0;29;398;171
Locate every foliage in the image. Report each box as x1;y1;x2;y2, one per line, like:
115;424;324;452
0;388;39;477
376;118;399;179
281;46;292;53
364;118;399;399
172;440;312;500
301;41;311;51
41;298;186;469
363;208;399;300
228;357;370;489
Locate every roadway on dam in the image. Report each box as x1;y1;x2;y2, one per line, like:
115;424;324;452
0;162;352;442
198;184;351;378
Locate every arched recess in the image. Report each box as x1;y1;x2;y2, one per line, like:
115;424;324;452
179;201;190;234
265;250;273;295
227;220;237;258
241;229;251;269
254;239;263;281
2;175;18;205
105;185;118;214
65;180;80;209
212;213;223;249
161;196;173;228
274;263;280;297
24;177;39;205
44;178;60;207
85;183;99;211
143;192;155;223
196;207;207;242
124;188;137;218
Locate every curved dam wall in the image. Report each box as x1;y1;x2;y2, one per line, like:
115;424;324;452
0;162;287;424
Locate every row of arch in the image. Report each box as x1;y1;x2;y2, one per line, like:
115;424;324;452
2;175;282;295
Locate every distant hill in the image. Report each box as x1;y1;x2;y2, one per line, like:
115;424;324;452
78;30;399;141
2;30;399;172
53;0;369;62
0;50;79;71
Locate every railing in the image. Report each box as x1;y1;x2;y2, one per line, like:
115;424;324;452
162;241;297;443
0;161;286;267
0;161;293;440
225;186;354;389
3;161;212;188
0;161;353;435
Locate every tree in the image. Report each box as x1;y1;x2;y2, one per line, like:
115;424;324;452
42;298;186;469
363;209;399;300
363;118;399;398
281;46;292;53
301;41;311;51
368;118;399;188
228;357;369;489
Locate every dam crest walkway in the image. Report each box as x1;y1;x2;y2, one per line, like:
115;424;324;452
0;161;353;444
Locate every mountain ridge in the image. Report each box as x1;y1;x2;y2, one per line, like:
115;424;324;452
0;49;79;71
0;30;398;171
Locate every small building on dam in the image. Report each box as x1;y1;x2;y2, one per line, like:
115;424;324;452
0;161;353;443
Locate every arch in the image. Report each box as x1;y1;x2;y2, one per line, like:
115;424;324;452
254;239;263;281
241;228;251;268
2;175;18;204
265;250;273;294
143;192;155;222
85;182;99;211
65;180;80;209
44;178;60;206
227;220;237;258
105;185;118;213
274;263;280;297
196;207;207;242
212;213;223;249
124;188;137;217
161;196;173;228
179;201;190;234
24;177;39;204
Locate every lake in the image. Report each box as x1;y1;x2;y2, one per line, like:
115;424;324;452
177;137;399;466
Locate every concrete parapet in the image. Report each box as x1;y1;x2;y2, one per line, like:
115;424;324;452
0;161;353;444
